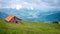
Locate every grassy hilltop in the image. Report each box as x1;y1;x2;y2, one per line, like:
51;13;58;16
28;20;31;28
0;18;60;34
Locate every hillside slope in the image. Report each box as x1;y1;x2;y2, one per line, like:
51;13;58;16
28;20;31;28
0;18;60;34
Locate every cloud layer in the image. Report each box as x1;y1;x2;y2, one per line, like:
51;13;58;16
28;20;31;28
0;0;60;9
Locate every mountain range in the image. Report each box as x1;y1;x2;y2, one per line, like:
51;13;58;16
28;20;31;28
0;8;60;22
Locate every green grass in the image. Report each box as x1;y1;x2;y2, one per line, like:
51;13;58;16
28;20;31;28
0;18;60;34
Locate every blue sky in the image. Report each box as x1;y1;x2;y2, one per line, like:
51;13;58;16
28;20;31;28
0;0;60;10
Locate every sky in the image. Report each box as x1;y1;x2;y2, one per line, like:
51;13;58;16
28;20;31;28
0;0;60;10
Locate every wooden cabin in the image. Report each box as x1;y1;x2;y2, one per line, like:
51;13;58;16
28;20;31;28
5;15;22;23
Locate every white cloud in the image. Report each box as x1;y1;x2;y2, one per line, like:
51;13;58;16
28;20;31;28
3;3;23;10
15;4;22;10
30;7;34;10
0;0;60;9
24;2;28;4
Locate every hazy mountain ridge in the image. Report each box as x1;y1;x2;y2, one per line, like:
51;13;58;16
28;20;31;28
0;8;60;22
0;12;8;18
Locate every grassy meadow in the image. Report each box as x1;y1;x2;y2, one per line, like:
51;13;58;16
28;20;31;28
0;18;60;34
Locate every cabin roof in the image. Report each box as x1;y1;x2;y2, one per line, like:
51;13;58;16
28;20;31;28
5;15;15;22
